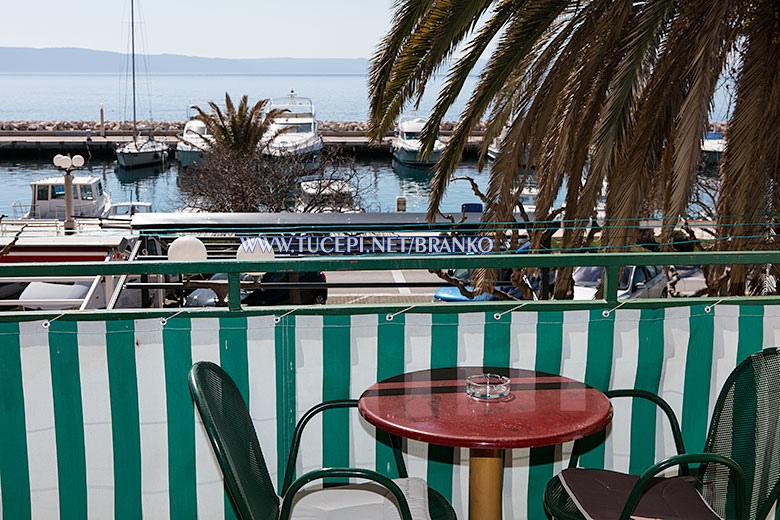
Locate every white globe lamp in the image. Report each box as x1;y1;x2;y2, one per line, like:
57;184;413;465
168;236;208;262
72;155;85;168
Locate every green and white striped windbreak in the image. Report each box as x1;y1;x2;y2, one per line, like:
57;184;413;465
1;305;779;519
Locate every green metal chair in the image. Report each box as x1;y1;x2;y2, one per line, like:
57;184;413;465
189;361;456;520
544;347;780;520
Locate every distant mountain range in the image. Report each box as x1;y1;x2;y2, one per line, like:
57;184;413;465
0;47;371;74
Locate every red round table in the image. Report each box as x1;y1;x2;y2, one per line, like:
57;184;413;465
358;367;612;520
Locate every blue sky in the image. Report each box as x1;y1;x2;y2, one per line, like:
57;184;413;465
0;1;397;59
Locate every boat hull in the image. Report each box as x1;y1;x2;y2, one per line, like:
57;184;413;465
392;146;442;166
263;137;324;157
117;147;167;168
177;148;202;168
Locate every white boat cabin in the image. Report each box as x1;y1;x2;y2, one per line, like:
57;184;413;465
392;115;445;166
263;91;323;156
19;176;112;219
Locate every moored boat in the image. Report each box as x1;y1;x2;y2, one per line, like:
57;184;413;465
391;115;445;166
117;138;168;168
11;174;152;221
176;117;211;167
702;131;726;165
262;90;323;157
13;175;112;219
296;175;358;213
115;0;168;168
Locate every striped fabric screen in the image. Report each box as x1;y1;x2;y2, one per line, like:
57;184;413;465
1;304;779;519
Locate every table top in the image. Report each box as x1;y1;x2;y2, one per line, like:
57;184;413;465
358;367;613;449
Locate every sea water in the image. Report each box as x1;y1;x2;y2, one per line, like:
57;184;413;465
0;72;732;122
0;73;479;122
0;157;506;215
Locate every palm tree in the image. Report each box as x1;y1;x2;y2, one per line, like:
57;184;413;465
193;93;288;156
369;0;780;297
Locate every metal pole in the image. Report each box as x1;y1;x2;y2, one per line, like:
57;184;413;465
130;0;137;143
100;104;105;137
64;169;75;232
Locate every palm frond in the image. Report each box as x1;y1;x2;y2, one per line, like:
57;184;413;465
427;0;572;220
669;0;733;218
371;0;496;141
369;0;440;135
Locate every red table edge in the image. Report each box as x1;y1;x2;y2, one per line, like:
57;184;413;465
357;399;613;450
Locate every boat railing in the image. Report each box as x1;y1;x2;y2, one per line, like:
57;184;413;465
11;200;34;218
273;112;315;120
271;95;314;106
54;203;101;219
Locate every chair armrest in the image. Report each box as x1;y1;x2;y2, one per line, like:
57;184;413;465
618;453;747;520
282;399;359;495
279;468;413;520
569;389;686;470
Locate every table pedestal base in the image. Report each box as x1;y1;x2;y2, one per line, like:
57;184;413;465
469;448;503;520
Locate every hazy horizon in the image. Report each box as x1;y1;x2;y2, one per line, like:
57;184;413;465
0;47;373;75
1;1;397;60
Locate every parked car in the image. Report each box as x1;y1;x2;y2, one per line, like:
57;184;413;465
185;271;327;307
242;271;327;306
433;242;537;302
433;268;535;302
572;265;668;299
0;282;27;300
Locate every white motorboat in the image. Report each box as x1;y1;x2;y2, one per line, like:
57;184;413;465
0;234;145;310
177;118;211;167
115;0;168;168
391;115;445;166
11;175;152;221
262;90;323;157
510;182;605;223
296;176;358;213
13;176;112;219
514;186;540;215
702;131;726;165
487;126;508;161
487;142;500;161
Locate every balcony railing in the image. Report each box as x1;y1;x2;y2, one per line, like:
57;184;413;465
1;250;779;519
0;250;777;319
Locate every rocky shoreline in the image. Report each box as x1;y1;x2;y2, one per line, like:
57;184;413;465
0;119;727;137
0;119;475;134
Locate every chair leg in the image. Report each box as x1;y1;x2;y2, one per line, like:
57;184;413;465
388;433;409;479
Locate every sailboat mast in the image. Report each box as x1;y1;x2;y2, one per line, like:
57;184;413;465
131;0;137;142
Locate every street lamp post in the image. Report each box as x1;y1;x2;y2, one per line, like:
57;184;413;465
53;154;85;232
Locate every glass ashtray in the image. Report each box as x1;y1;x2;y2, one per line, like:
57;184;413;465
466;373;511;400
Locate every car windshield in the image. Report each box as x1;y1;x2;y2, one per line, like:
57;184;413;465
451;268;472;284
449;268;513;285
573;266;631;290
209;273;255;282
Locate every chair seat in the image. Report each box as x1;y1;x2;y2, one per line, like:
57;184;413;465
288;477;432;520
550;468;721;520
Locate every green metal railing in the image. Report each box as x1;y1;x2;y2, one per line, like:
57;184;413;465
0;250;778;322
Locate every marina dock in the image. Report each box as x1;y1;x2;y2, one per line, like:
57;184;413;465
0;130;485;158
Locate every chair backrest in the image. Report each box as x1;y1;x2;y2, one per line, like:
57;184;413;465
701;347;780;519
189;361;279;520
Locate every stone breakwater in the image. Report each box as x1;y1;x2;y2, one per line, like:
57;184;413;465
0;120;482;135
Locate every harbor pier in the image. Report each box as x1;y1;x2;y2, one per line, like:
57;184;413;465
0;124;485;159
